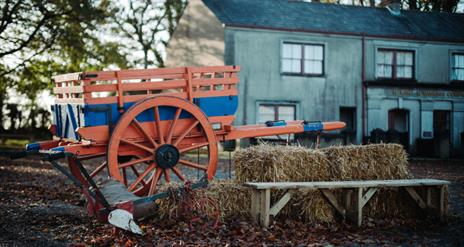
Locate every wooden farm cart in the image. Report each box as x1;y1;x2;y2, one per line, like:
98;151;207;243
17;66;345;233
244;179;450;227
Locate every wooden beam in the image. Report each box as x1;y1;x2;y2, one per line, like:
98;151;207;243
250;189;261;222
405;187;427;209
269;191;292;216
321;189;346;217
243;179;450;190
439;185;446;221
259;189;271;227
360;187;378;208
356;188;363;226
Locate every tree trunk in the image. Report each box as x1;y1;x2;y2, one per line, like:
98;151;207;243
143;49;149;69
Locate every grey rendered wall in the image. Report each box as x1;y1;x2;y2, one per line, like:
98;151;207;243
364;39;464;83
364;39;464;155
224;28;363;143
165;0;224;67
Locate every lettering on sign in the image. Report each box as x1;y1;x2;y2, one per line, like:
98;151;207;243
386;88;464;98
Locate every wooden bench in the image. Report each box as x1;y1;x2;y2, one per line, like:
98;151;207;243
244;179;450;227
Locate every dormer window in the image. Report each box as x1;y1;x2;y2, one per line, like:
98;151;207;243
451;53;464;81
376;49;414;80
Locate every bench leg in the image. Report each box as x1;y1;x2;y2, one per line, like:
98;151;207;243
250;189;261;222
249;189;271;227
438;185;446;221
259;189;271;227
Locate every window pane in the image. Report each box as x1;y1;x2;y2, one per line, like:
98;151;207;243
258;105;276;123
292;44;301;59
404;52;413;65
378;51;393;65
377;52;385;64
291;59;301;73
459;55;464;67
397;52;405;65
278;106;295;121
304;60;323;74
314;46;323;60
404;66;413;78
385;65;392;77
282;59;292;72
282;44;292;59
397;66;404;78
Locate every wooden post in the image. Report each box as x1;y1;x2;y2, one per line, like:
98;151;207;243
439;185;446;221
260;189;271;227
426;187;433;208
356;187;363;226
250;189;261;222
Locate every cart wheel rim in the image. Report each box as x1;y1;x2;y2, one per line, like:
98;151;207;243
107;96;218;196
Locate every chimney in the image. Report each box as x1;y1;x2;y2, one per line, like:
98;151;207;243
379;0;402;16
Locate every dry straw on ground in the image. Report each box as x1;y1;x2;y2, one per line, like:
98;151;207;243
156;143;421;223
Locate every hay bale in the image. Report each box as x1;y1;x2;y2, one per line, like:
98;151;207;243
155;180;250;220
321;143;410;180
234;145;329;183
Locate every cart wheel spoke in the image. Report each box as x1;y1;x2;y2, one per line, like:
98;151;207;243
132;119;158;148
164;168;171;183
90;161;107;178
173;120;199;146
130;166;147;186
154;106;164;144
128;163;156;191
179;142;209;153
118;156;153;169
179;159;208;171
122;168;128;186
172;167;185;181
148;168;163;195
120;139;154;154
166;107;182;144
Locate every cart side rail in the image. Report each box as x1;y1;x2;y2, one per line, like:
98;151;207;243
52;66;240;105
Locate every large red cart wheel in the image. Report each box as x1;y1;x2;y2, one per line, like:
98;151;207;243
107;96;218;196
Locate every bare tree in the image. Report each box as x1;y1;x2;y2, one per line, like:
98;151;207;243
112;0;187;68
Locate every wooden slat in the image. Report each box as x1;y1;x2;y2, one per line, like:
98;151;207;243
190;65;240;73
321;190;346;217
269;191;292;216
52;72;81;83
405;187;427;209
84;92;188;104
81;67;185;81
192;77;239;86
193;88;238;98
54;98;85;104
53;86;84;94
243;179;451;190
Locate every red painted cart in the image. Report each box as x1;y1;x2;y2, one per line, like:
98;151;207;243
21;66;344;233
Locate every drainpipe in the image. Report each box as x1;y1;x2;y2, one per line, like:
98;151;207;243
361;34;366;144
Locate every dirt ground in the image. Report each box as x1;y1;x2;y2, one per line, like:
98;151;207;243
0;155;463;246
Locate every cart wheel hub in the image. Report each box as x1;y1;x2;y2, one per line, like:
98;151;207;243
155;144;180;169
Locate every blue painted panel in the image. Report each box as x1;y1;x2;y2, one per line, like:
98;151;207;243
83;96;238;127
303;121;323;132
194;95;238;117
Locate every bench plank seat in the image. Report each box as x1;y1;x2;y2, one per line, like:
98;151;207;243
244;179;450;227
244;179;450;190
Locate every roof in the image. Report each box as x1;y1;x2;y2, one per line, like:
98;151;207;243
202;0;464;43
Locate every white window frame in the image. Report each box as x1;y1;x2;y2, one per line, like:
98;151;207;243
376;48;415;80
281;42;325;76
451;52;464;81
